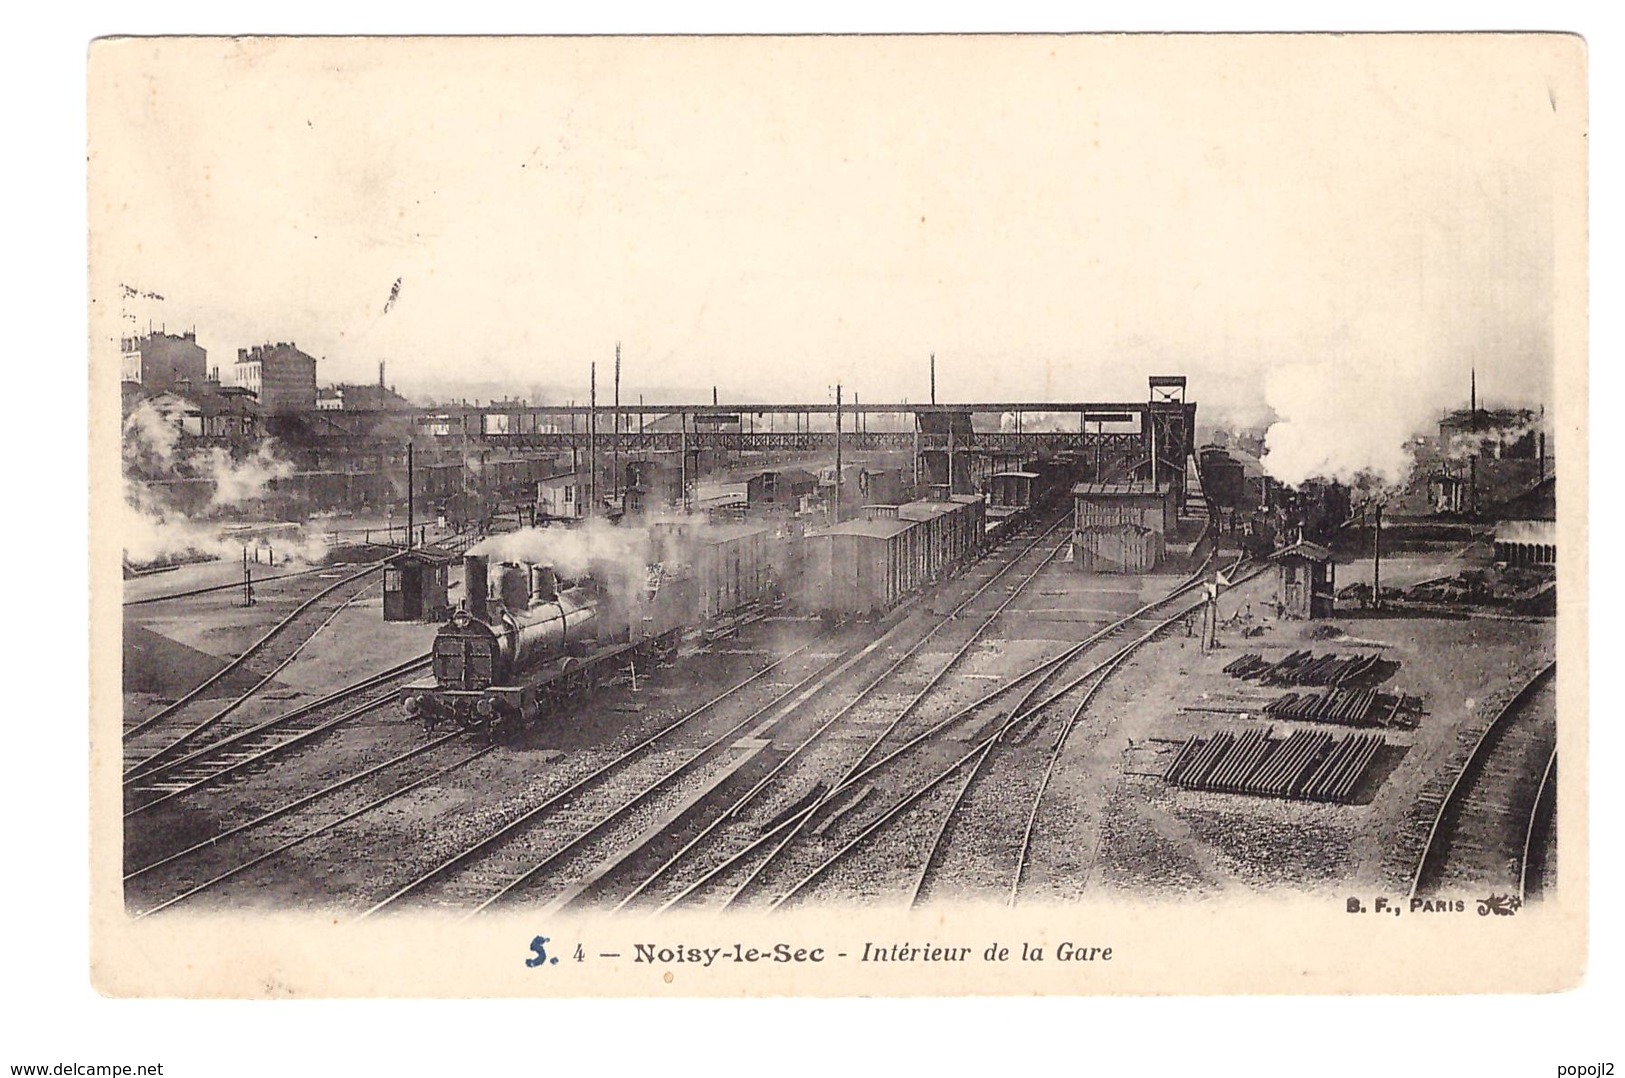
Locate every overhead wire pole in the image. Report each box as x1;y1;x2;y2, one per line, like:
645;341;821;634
613;342;621;510
834;383;843;525
589;361;597;518
406;441;415;548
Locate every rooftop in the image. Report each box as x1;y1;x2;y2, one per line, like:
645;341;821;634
1270;539;1334;563
1072;480;1171;498
821;518;916;539
1494;519;1556;544
695;523;772;544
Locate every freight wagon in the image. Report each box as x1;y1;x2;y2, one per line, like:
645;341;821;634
807;496;987;619
809;517;922;619
649;520;776;619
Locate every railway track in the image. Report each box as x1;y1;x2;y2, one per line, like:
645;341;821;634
130;619;861;915
1520;749;1558;901
1409;661;1558;902
122;654;433;816
126;734;491;915
556;511;1080;913
361;510;1073;916
122;560;393;773
800;564;1263;910
580;525;1228;913
355;628;863;917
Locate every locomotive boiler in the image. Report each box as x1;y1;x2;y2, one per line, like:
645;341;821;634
402;554;612;738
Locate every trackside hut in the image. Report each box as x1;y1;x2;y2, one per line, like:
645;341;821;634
1071;480;1176;573
1270;539;1336;619
383;547;456;622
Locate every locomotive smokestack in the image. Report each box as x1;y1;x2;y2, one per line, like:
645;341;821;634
530;564;558;603
464;554;489;619
494;561;530;611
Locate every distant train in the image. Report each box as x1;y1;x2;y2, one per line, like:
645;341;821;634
984;456;1073;541
1197;444;1352;556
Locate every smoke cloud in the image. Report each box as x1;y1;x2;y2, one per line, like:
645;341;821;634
470;514;715;600
1259;355;1437;489
121;397;319;567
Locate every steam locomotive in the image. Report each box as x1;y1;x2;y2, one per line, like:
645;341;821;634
400;552;688;740
1198;444;1353;556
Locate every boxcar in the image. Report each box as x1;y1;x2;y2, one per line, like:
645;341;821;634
687;523;773;619
808;517;921;618
897;496;984;583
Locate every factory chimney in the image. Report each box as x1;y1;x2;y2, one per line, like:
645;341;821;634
379;361;386;388
1539;403;1547;480
1469;367;1478;515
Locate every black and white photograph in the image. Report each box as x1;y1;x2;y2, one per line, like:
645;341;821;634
88;32;1587;998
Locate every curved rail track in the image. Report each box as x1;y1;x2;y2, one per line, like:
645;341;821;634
123;654;433;815
605;545;1237;913
129;620;848;915
610;512;1082;913
123;560;392;772
1519;748;1558;902
355;628;860;917
828;566;1262;910
1409;661;1558;901
127;735;491;915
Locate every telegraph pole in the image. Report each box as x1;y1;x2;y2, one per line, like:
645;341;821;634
613;343;622;508
406;441;415;548
589;361;597;517
834;384;843;524
1372;502;1383;610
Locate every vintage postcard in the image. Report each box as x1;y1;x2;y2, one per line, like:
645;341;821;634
89;33;1587;997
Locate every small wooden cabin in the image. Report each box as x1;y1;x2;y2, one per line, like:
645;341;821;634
1270;540;1336;619
383;547;456;622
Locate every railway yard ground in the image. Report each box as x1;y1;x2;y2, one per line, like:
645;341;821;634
120;535;1557;914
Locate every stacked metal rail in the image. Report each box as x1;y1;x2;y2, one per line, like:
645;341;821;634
1260;689;1421;727
1222;650;1396;688
1164;727;1385;804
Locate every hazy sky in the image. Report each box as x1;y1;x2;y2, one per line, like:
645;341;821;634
91;35;1579;427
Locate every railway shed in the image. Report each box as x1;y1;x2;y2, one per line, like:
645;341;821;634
745;467;819;513
1493;519;1556;566
1270;539;1336;619
1071;480;1175;573
383;546;456;622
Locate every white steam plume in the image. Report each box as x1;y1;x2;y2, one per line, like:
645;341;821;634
1260;356;1437;489
470;514;715;600
121;397;317;567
